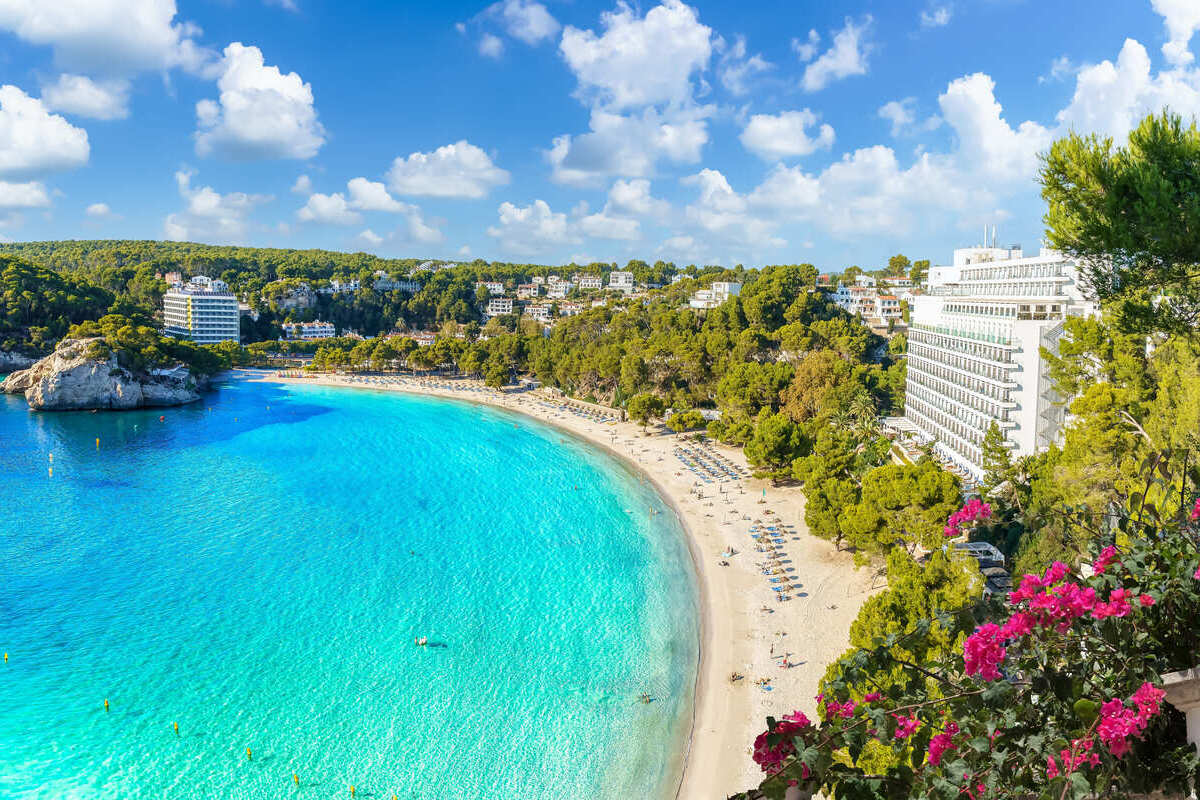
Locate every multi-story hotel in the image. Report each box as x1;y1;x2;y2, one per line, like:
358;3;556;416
163;276;240;344
901;245;1096;479
282;320;336;340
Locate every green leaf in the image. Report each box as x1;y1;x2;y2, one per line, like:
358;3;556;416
1073;698;1100;724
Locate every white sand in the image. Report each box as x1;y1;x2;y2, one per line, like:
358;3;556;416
254;372;878;798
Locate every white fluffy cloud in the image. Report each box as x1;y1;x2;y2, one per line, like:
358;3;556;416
85;201;112;217
717;35;771;96
487;199;579;254
0;180;50;208
1056;38;1200;140
489;0;559;45
878;97;941;137
41;74;130;120
357;229;383;246
0;85;89;179
1152;0;1200;66
579;211;640;241
681;168;784;248
791;30;820;62
940;72;1051;180
547;106;709;185
802;16;872;92
0;0;211;76
291;174;312;195
297;192;361;225
479;33;504;58
607;178;670;218
298;177;443;242
920;5;952;29
386;140;509;198
165;169;272;243
195;43;325;160
560;0;713;110
740;110;834;160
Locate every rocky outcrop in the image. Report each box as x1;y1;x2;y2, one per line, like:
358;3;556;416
0;350;36;372
0;337;210;411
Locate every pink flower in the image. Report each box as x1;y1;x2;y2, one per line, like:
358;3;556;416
1046;756;1059;779
1191;497;1200;521
752;712;813;774
863;692;881;702
1096;683;1166;757
927;721;959;766
963;623;1007;681
1093;588;1133;619
892;714;920;739
1092;545;1119;574
1138;594;1155;607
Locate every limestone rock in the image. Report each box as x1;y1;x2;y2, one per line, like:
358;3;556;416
0;337;210;411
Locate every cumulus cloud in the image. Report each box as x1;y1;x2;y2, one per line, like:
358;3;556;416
740;110;834;160
297;192;361;225
920;4;952;29
559;0;713;110
791;30;820;62
0;85;89;179
346;177;406;212
717;35;772;96
356;228;383;246
681;168;785;248
479;33;504;58
579;211;640;240
487;199;579;254
878;97;941;137
195;42;325;160
0;0;212;76
291;174;312;195
606;178;670;218
547;106;709;185
802;16;872;92
165;169;272;243
1040;56;1076;84
1056;38;1200;140
488;0;559;45
0;180;50;208
386;140;509;198
940;72;1051;179
1152;0;1200;66
41;74;130;120
85;201;112;217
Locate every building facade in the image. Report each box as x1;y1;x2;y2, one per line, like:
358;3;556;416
689;281;742;310
282;320;336;340
608;271;635;292
902;246;1096;479
486;297;514;317
163;276;240;344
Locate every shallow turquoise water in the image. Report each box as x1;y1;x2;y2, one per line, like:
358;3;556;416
0;374;699;799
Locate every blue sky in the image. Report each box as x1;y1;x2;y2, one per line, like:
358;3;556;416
0;0;1195;270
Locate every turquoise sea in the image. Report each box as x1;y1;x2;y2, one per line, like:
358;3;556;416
0;373;699;799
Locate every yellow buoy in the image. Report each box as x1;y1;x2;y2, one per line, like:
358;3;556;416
48;467;52;477
246;747;252;761
3;652;7;663
174;722;179;736
350;786;355;797
293;773;299;786
104;699;109;712
95;438;100;450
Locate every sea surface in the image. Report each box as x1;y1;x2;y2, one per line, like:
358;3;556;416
0;373;699;799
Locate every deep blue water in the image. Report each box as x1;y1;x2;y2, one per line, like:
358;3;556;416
0;374;699;799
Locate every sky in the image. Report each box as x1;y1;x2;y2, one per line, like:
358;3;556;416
0;0;1197;270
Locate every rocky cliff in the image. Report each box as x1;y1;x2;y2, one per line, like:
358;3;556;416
0;350;36;372
0;337;210;410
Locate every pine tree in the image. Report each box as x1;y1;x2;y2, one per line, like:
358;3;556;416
980;421;1013;491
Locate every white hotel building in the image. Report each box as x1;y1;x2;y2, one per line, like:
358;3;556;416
163;276;240;344
902;245;1095;479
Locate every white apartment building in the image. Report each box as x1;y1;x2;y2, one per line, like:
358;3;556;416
319;278;360;295
163;276;240;344
689;281;742;310
486;297;514;317
516;283;540;299
283;320;336;340
547;282;574;300
608;271;635;293
902;245;1096;479
577;275;604;290
525;304;552;322
475;281;505;295
374;271;421;293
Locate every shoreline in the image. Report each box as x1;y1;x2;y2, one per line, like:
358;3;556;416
251;371;877;798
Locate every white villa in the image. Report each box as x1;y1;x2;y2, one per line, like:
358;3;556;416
689;281;742;310
486;297;514;317
608;271;635;293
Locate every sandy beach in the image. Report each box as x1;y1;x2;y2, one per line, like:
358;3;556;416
255;371;878;798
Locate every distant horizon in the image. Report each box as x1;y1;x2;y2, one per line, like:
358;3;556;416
0;1;1194;269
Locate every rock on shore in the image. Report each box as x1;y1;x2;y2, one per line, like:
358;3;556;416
0;351;36;371
0;337;209;411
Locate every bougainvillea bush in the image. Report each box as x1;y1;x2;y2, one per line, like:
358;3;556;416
736;489;1200;800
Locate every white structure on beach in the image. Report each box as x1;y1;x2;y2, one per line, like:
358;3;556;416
689;281;742;310
901;244;1096;479
163;276;240;344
